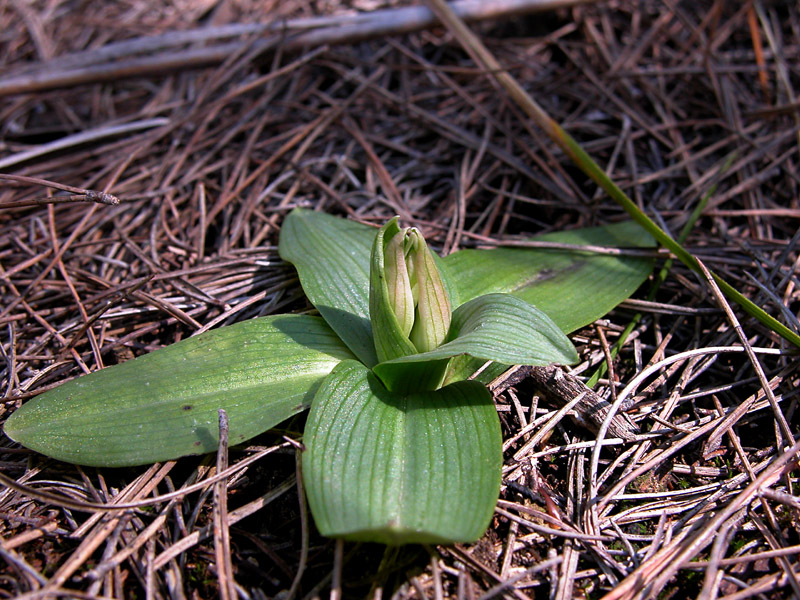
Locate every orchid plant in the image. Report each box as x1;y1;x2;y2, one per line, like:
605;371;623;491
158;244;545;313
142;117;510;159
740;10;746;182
4;209;653;544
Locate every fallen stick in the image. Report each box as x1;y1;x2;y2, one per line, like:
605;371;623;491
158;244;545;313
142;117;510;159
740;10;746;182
0;118;169;170
0;0;591;97
491;364;639;442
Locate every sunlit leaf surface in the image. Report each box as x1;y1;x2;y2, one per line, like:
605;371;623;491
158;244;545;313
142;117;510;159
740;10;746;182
444;221;655;333
279;209;378;365
4;316;353;467
374;293;577;392
303;360;501;544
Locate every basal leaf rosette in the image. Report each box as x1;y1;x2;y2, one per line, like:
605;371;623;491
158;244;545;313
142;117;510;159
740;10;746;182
5;209;650;547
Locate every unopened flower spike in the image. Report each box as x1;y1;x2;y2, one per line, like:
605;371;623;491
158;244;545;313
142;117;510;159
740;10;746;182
369;218;452;364
405;228;451;353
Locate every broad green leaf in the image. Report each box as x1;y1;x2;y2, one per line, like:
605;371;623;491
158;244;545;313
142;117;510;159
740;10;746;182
279;209;378;366
373;294;577;392
4;315;354;467
444;221;655;334
303;360;501;544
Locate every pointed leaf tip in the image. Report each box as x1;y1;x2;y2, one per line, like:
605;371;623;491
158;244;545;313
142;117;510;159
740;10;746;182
443;220;655;334
373;293;578;391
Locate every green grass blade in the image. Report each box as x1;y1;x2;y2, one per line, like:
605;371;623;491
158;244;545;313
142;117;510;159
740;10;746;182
585;152;738;388
427;0;800;349
558;135;800;347
4;315;354;467
303;360;501;544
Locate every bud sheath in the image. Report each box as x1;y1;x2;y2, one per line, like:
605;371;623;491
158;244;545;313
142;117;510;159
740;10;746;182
369;218;452;365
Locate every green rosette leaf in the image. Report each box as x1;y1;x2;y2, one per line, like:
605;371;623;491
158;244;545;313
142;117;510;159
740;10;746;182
373;293;577;392
303;360;501;544
4;315;353;467
279;209;378;366
444;221;655;333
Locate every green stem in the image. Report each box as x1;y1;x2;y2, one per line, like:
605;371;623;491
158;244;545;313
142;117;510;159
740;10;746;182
586;152;738;388
561;135;800;349
426;0;800;350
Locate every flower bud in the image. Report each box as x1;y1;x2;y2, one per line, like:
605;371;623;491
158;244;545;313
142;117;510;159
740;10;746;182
405;228;451;353
370;219;452;363
383;228;415;338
